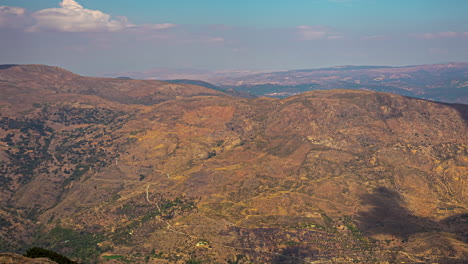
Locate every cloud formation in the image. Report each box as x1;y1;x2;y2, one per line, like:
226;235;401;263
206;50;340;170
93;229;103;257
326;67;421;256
0;6;27;28
411;31;468;39
28;0;131;32
0;0;175;33
296;25;343;40
0;6;25;17
362;35;388;41
139;23;177;30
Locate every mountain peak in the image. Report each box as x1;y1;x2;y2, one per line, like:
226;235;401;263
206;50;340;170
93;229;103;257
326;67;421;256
0;64;229;105
0;64;76;75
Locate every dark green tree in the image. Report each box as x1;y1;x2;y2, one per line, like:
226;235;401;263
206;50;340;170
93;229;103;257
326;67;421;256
24;247;78;264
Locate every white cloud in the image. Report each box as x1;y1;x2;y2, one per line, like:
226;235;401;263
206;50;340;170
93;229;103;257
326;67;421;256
206;37;225;43
437;32;458;38
27;0;131;32
0;6;25;16
139;23;177;30
327;35;344;40
0;6;26;28
411;31;467;39
362;35;388;41
296;25;343;40
12;0;176;32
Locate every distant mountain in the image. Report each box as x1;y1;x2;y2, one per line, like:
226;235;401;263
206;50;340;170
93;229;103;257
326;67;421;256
289;65;395;72
104;63;468;103
0;64;467;263
219;63;468;103
103;67;269;83
164;79;222;90
165;79;257;99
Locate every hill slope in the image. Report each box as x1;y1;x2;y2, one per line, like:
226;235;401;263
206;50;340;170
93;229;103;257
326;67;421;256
0;64;227;106
0;65;467;263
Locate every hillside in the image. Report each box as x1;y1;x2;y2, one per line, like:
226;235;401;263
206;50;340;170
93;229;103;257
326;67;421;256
0;65;467;263
0;64;227;106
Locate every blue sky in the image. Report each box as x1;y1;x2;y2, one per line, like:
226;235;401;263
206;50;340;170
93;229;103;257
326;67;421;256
4;0;468;30
0;0;467;75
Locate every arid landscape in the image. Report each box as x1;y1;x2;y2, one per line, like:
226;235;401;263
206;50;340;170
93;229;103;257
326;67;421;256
0;64;467;263
1;0;467;263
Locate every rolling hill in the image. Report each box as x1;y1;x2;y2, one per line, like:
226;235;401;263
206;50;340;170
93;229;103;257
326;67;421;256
0;64;467;263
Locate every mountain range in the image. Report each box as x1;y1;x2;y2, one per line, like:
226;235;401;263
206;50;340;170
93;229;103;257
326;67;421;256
0;64;467;263
108;63;468;104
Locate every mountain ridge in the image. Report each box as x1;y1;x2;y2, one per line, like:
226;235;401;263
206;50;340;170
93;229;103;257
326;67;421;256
104;62;468;104
218;62;468;104
0;65;467;263
0;64;229;106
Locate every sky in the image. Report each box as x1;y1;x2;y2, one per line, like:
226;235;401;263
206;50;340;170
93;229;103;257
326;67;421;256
0;0;467;76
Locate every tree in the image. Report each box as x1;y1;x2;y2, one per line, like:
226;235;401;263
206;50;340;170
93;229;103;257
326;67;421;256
24;247;78;264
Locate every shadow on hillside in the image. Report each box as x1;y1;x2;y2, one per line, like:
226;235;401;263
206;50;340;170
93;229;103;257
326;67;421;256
405;95;468;125
355;187;468;261
271;246;318;264
0;64;18;70
355;187;439;239
268;187;468;263
447;103;468;125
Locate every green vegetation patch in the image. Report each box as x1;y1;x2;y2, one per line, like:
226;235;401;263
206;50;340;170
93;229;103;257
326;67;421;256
102;255;125;260
32;225;104;263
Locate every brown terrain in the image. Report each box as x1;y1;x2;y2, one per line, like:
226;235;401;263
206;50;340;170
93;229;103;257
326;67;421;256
0;253;58;264
0;64;467;263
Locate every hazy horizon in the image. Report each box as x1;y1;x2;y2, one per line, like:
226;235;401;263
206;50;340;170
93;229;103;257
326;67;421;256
1;0;467;76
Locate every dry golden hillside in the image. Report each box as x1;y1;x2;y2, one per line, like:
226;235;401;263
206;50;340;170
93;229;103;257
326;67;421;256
0;65;467;263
